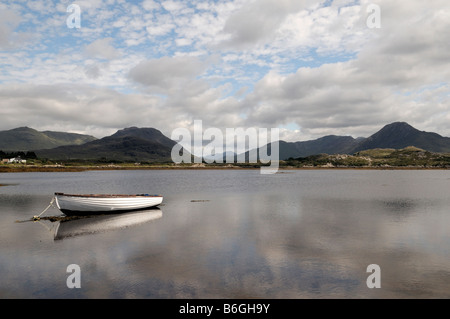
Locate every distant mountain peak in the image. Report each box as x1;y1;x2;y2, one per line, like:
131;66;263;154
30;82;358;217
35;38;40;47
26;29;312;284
352;122;449;153
380;121;417;131
36;126;179;162
372;122;419;138
387;121;410;126
112;126;162;136
11;126;34;131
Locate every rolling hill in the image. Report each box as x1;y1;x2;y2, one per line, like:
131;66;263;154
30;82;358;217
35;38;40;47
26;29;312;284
35;127;182;162
279;135;364;159
0;127;97;152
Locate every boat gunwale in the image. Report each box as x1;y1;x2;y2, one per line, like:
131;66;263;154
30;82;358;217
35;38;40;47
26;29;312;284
55;192;163;198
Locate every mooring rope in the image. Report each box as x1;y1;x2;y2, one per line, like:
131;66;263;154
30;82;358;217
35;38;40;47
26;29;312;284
33;197;56;221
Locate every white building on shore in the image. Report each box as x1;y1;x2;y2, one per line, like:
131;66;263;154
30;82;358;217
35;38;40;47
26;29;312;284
7;157;27;164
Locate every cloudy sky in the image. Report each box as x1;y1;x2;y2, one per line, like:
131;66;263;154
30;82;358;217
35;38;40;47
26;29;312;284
1;0;449;141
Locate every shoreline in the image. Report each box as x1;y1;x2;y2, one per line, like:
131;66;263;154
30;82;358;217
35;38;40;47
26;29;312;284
0;164;449;173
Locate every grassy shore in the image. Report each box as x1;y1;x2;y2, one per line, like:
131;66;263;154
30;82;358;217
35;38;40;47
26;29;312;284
1;163;449;173
0;163;250;173
1;147;450;172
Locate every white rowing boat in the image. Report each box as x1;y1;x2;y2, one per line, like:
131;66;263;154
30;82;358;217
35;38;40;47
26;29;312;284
54;192;163;216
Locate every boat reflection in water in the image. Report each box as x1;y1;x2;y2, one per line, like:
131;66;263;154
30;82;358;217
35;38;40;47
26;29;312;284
53;208;163;240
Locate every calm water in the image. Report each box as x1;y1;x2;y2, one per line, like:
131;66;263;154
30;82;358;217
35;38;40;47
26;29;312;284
0;169;449;298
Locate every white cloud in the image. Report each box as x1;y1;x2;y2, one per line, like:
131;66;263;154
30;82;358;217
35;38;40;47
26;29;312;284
128;55;210;94
85;38;120;60
161;0;185;13
221;0;305;48
142;0;160;11
0;4;25;49
175;38;192;46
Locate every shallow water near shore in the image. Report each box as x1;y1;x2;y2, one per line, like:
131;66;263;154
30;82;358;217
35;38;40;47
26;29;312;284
0;169;449;298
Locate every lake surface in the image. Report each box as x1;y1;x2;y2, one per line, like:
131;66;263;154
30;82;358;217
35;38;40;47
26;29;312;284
0;169;449;298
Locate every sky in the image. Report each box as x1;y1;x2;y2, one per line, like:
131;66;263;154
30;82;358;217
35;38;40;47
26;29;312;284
0;0;449;142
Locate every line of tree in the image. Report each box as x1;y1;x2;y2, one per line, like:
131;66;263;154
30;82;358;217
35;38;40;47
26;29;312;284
0;151;37;159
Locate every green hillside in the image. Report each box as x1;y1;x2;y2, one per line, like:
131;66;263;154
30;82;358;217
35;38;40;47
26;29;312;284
36;127;181;163
0;127;97;151
284;146;450;168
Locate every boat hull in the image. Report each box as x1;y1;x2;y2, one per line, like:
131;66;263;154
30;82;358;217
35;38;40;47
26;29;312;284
55;193;163;216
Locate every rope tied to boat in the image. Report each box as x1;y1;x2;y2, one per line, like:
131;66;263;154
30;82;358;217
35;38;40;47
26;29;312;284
33;197;56;221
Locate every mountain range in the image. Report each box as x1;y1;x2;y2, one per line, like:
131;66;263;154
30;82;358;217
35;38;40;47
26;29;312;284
275;122;450;159
0;122;449;162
